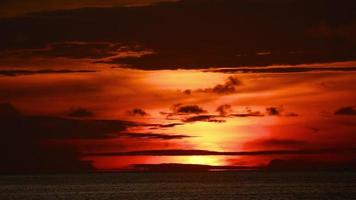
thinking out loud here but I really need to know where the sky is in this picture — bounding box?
[0,0,356,173]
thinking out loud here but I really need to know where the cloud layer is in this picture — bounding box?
[1,0,356,69]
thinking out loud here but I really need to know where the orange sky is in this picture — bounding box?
[1,0,356,173]
[1,61,356,170]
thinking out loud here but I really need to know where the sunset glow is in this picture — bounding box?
[1,0,356,173]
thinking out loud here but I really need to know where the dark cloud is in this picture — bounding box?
[0,69,97,77]
[68,108,94,118]
[170,105,295,120]
[165,105,296,122]
[285,112,299,117]
[1,0,356,69]
[0,42,154,61]
[1,114,133,140]
[265,107,299,117]
[163,104,270,123]
[183,115,225,123]
[266,107,282,116]
[161,104,210,122]
[0,103,21,117]
[231,112,264,117]
[198,76,242,94]
[206,67,356,74]
[86,148,356,157]
[182,89,192,95]
[158,123,184,128]
[183,76,242,95]
[247,138,309,149]
[41,42,118,59]
[307,127,321,133]
[0,0,178,18]
[0,143,94,174]
[172,104,207,115]
[216,104,233,116]
[335,106,356,115]
[132,122,184,130]
[121,132,191,140]
[231,107,265,118]
[127,108,149,116]
[0,103,135,173]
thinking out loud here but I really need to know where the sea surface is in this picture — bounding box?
[0,172,355,200]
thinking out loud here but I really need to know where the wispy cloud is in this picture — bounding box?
[0,69,97,76]
[68,108,94,118]
[335,106,356,115]
[120,132,191,140]
[85,148,356,157]
[206,67,356,74]
[196,76,242,94]
[1,1,356,69]
[127,108,150,117]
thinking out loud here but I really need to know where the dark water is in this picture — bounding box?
[0,172,355,200]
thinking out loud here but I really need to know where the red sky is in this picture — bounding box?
[0,0,356,173]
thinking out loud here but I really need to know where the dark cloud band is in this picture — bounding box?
[85,148,356,157]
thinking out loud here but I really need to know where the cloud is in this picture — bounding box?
[1,114,134,140]
[127,108,149,116]
[265,107,299,117]
[68,108,94,117]
[0,41,155,61]
[162,104,272,123]
[0,42,154,70]
[206,67,356,74]
[0,103,21,117]
[121,132,191,140]
[161,104,215,122]
[197,76,242,94]
[157,123,184,128]
[285,112,299,117]
[183,76,242,96]
[0,103,137,173]
[172,104,207,115]
[231,112,264,117]
[166,105,295,121]
[230,107,264,118]
[0,0,178,18]
[40,42,153,60]
[0,142,94,173]
[0,69,97,76]
[183,115,225,123]
[246,138,309,149]
[335,106,356,115]
[145,122,185,129]
[85,148,356,157]
[216,104,233,116]
[182,89,192,95]
[266,107,281,116]
[0,42,116,59]
[0,104,112,173]
[307,127,321,133]
[163,104,296,123]
[215,106,295,118]
[1,0,356,69]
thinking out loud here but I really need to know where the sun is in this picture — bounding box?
[183,156,224,166]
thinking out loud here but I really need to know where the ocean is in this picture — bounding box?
[0,172,355,200]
